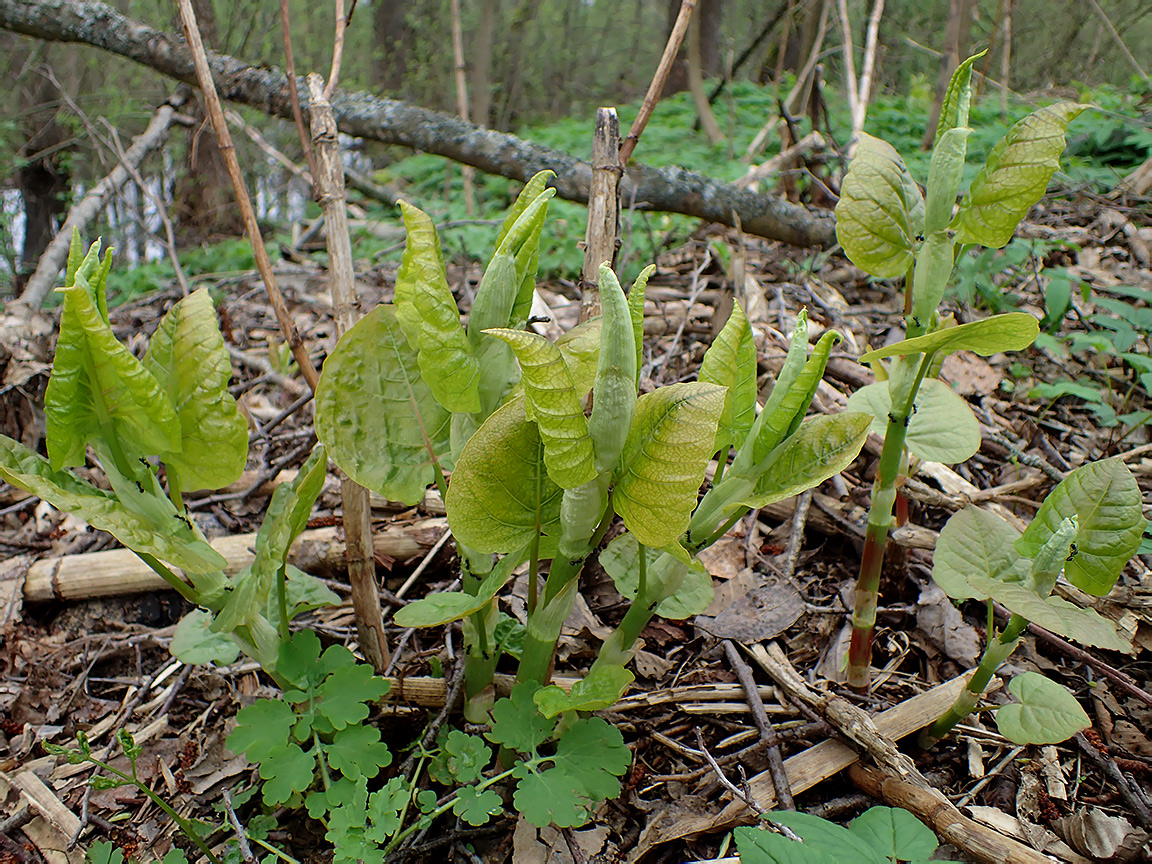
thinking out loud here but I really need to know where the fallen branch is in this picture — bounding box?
[0,0,835,249]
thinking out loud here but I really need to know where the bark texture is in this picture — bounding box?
[0,0,835,248]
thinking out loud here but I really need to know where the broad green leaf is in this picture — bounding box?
[1016,459,1143,595]
[932,507,1028,601]
[965,577,1128,651]
[629,264,654,383]
[846,379,980,464]
[0,435,225,574]
[487,681,556,754]
[480,178,556,336]
[849,806,940,862]
[858,313,1039,362]
[770,811,889,864]
[933,51,984,141]
[995,672,1090,745]
[483,328,595,489]
[699,300,757,455]
[45,277,181,470]
[736,412,871,511]
[549,715,631,800]
[735,826,836,864]
[613,383,725,548]
[393,201,480,413]
[953,102,1089,248]
[393,548,524,627]
[445,397,563,554]
[835,133,924,278]
[142,288,248,491]
[279,566,341,621]
[555,317,601,398]
[315,304,451,505]
[599,535,714,618]
[171,610,240,665]
[513,767,590,829]
[534,664,635,717]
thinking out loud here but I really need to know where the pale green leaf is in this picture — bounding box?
[924,128,972,235]
[0,435,225,573]
[394,201,480,413]
[555,317,601,398]
[932,506,1027,601]
[835,133,924,278]
[315,305,451,505]
[483,329,595,488]
[445,397,563,554]
[995,672,1090,745]
[858,313,1039,362]
[967,577,1128,651]
[699,300,757,455]
[629,265,654,383]
[933,52,984,141]
[534,664,634,717]
[393,548,524,627]
[589,264,637,476]
[846,379,979,463]
[45,279,180,470]
[599,535,714,618]
[909,232,958,324]
[142,288,248,491]
[1016,459,1142,596]
[171,610,240,665]
[613,383,725,548]
[953,103,1089,248]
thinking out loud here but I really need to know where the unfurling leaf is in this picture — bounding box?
[858,312,1039,362]
[699,300,757,455]
[995,672,1090,745]
[847,379,980,464]
[933,51,984,142]
[835,133,924,278]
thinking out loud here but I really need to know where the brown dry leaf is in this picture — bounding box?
[1110,720,1152,758]
[1056,809,1150,861]
[916,582,981,667]
[512,817,574,864]
[941,351,1000,397]
[696,534,746,581]
[695,572,803,642]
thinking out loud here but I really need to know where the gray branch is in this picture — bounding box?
[0,0,836,248]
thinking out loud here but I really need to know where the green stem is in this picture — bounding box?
[136,551,198,603]
[382,766,518,855]
[247,836,299,864]
[276,564,290,643]
[919,613,1029,748]
[845,353,934,689]
[692,506,749,553]
[516,555,585,686]
[168,469,185,515]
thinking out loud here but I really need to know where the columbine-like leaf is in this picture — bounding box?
[738,413,871,510]
[995,672,1090,745]
[1016,459,1143,596]
[549,716,632,800]
[445,397,563,554]
[953,102,1089,248]
[933,51,984,141]
[393,548,524,627]
[534,664,635,717]
[486,682,556,754]
[613,382,725,548]
[484,329,595,488]
[513,767,590,829]
[847,379,980,464]
[932,506,1028,601]
[393,201,480,413]
[836,133,924,278]
[0,435,225,573]
[699,300,757,455]
[315,304,451,505]
[45,271,181,470]
[858,312,1039,362]
[142,288,247,492]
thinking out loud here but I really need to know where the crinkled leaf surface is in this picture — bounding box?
[836,133,924,278]
[142,288,247,491]
[699,300,757,454]
[315,304,450,505]
[858,313,1039,362]
[849,806,941,862]
[393,201,480,413]
[933,51,983,141]
[847,379,979,464]
[996,672,1090,745]
[555,317,601,398]
[1016,459,1143,596]
[933,506,1028,600]
[46,279,180,469]
[0,435,225,573]
[737,413,871,510]
[446,397,563,553]
[629,265,654,383]
[613,382,725,548]
[484,328,595,488]
[953,102,1088,248]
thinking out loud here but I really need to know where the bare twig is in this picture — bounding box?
[853,0,886,143]
[580,106,622,321]
[1085,0,1149,83]
[177,0,319,391]
[323,0,347,99]
[448,0,475,214]
[693,727,770,817]
[222,789,257,864]
[779,488,812,582]
[619,0,697,166]
[722,640,795,809]
[278,0,316,181]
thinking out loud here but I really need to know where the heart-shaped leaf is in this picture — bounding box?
[858,313,1039,362]
[848,806,941,862]
[932,506,1028,601]
[847,379,979,464]
[995,672,1090,745]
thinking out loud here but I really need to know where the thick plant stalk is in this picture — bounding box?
[307,75,391,674]
[919,613,1027,749]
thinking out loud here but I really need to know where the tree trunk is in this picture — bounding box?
[471,0,497,128]
[495,0,542,130]
[373,0,412,94]
[922,0,973,150]
[663,0,722,96]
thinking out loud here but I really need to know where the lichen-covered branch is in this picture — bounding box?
[0,0,836,248]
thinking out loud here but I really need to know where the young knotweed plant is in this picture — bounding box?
[837,53,1090,688]
[920,458,1142,749]
[314,172,557,720]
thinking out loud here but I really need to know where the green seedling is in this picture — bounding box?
[920,458,1142,748]
[837,53,1088,687]
[736,805,957,864]
[86,841,187,864]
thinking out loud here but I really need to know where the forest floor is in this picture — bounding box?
[1,188,1151,864]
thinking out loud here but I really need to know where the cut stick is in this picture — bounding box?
[21,520,447,603]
